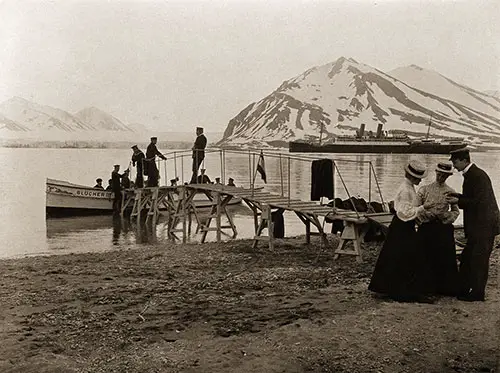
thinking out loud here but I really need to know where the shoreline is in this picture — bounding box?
[0,237,498,372]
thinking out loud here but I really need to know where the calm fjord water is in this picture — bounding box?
[1,147,499,259]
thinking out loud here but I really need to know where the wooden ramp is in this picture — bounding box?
[122,184,395,262]
[178,184,395,262]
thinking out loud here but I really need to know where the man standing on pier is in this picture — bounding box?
[131,145,145,188]
[190,127,207,184]
[111,164,123,215]
[145,137,166,187]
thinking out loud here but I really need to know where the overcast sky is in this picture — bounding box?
[1,0,498,133]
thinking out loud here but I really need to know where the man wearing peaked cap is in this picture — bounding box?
[449,146,470,160]
[131,145,145,188]
[416,161,459,296]
[111,164,124,214]
[190,127,207,184]
[446,147,500,301]
[146,137,166,187]
[94,178,104,189]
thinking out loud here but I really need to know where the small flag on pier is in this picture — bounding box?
[257,151,267,183]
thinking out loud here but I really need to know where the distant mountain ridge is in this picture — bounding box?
[0,97,141,134]
[218,57,500,147]
[75,107,133,132]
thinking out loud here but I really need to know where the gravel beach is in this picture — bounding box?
[0,236,498,373]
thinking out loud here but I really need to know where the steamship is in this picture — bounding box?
[289,122,467,154]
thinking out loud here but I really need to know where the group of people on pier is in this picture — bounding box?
[95,126,236,214]
[369,147,499,303]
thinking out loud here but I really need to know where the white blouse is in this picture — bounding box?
[393,178,425,222]
[416,181,460,225]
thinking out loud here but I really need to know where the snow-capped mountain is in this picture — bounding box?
[128,122,152,133]
[75,107,133,132]
[484,90,500,99]
[219,57,500,147]
[0,97,94,132]
[0,113,30,131]
[0,97,143,141]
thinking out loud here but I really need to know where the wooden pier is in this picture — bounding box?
[121,184,393,262]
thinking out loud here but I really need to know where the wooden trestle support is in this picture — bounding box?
[121,184,393,262]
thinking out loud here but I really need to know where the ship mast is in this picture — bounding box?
[425,114,432,140]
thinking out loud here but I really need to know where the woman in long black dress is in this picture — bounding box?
[416,162,460,296]
[368,158,432,302]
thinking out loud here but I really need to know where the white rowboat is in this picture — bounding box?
[46,178,242,217]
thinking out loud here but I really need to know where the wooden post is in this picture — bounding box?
[305,219,311,244]
[136,189,142,222]
[368,161,372,204]
[266,206,274,250]
[181,186,187,243]
[216,192,221,242]
[287,157,291,206]
[151,188,158,228]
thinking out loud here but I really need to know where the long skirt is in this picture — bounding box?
[368,215,426,300]
[418,221,459,296]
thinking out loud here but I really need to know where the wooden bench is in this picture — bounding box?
[325,211,393,262]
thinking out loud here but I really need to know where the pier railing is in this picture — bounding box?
[146,148,386,216]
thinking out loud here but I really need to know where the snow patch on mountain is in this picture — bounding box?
[484,90,500,99]
[0,113,30,131]
[389,65,500,118]
[75,107,133,131]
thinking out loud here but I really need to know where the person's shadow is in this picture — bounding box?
[112,215,122,245]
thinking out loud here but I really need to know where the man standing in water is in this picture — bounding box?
[190,127,207,184]
[446,147,500,301]
[145,137,166,187]
[131,145,145,188]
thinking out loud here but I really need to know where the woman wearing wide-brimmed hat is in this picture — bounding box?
[368,157,433,302]
[416,162,460,296]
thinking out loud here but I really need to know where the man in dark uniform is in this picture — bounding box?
[145,137,166,187]
[111,164,123,214]
[94,178,104,189]
[131,145,145,188]
[196,168,211,184]
[446,147,500,301]
[121,169,132,189]
[190,127,207,184]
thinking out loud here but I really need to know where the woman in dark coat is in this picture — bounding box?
[368,158,432,302]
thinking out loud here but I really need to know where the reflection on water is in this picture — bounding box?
[1,147,500,258]
[44,204,257,255]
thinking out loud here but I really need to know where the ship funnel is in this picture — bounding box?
[358,123,365,138]
[376,123,383,138]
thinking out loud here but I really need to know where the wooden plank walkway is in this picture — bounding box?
[122,183,396,262]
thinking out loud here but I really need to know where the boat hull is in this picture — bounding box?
[46,179,242,217]
[46,179,114,217]
[288,141,467,154]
